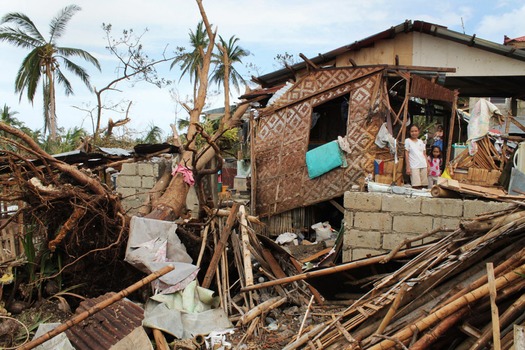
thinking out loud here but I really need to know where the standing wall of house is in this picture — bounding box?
[343,191,513,262]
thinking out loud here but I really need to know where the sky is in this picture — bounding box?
[1,0,525,141]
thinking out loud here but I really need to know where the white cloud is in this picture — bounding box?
[1,0,523,135]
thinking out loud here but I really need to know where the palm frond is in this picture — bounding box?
[54,68,74,96]
[0,12,45,43]
[0,27,44,48]
[49,5,81,42]
[57,56,93,92]
[56,46,100,70]
[15,48,42,102]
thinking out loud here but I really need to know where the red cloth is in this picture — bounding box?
[172,164,195,186]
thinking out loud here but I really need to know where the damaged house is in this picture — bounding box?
[244,20,525,236]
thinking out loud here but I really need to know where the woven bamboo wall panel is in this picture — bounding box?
[255,69,384,217]
[282,103,311,146]
[254,109,287,153]
[273,66,384,109]
[279,139,307,173]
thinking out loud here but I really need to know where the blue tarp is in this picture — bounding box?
[306,141,344,179]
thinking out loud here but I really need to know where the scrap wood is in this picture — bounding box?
[410,306,470,350]
[18,265,174,350]
[375,284,408,335]
[461,210,523,234]
[380,226,455,263]
[152,328,169,350]
[438,179,507,198]
[240,245,429,292]
[367,264,525,350]
[487,262,502,350]
[239,205,254,286]
[470,293,525,350]
[208,207,261,224]
[201,202,240,288]
[237,296,287,326]
[433,246,525,312]
[297,295,315,339]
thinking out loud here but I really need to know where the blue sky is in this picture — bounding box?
[1,0,525,139]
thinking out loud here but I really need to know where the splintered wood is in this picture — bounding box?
[272,205,525,349]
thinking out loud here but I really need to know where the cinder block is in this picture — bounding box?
[433,217,461,230]
[392,215,433,234]
[116,175,142,188]
[421,198,463,217]
[382,233,421,250]
[117,187,137,198]
[345,229,381,249]
[138,163,155,177]
[382,195,421,213]
[463,200,513,219]
[354,212,392,231]
[120,163,137,175]
[142,176,157,189]
[352,248,385,260]
[344,192,382,211]
[344,211,354,228]
[342,249,352,263]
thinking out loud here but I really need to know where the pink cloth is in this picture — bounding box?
[427,156,442,177]
[172,164,195,186]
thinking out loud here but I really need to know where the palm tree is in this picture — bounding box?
[170,21,209,97]
[1,104,22,127]
[210,35,249,94]
[0,5,100,141]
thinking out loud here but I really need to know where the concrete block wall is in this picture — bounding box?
[116,158,169,215]
[343,191,513,262]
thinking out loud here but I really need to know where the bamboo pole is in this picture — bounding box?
[375,284,408,335]
[153,328,169,350]
[19,265,175,350]
[297,295,315,340]
[239,206,254,287]
[470,293,525,350]
[368,264,525,350]
[445,90,459,166]
[241,245,428,292]
[202,202,240,288]
[433,247,525,312]
[487,262,502,350]
[380,227,454,263]
[237,296,287,326]
[410,307,469,350]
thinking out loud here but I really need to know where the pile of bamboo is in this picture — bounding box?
[449,136,502,186]
[278,204,525,349]
[197,203,319,345]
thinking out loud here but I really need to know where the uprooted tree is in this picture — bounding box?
[145,0,251,221]
[0,0,251,302]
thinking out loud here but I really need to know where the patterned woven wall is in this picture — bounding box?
[254,67,385,217]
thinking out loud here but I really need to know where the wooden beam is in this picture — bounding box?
[299,53,320,70]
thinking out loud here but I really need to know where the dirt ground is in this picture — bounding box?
[0,297,344,349]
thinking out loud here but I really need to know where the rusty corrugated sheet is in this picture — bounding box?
[65,292,144,350]
[410,74,455,102]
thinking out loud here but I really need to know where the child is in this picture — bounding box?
[433,124,444,150]
[405,125,430,189]
[427,145,442,188]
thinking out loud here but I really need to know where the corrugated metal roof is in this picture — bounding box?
[65,293,145,350]
[254,20,525,98]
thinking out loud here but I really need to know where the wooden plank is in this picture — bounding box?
[487,263,501,350]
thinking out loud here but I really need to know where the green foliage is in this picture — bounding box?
[0,5,100,138]
[211,35,250,94]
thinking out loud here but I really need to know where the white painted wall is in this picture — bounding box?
[412,32,525,76]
